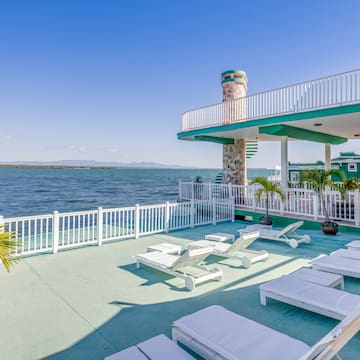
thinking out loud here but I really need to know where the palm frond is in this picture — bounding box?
[0,226,21,272]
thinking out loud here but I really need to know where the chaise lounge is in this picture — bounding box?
[134,247,223,291]
[311,254,360,279]
[187,231,268,268]
[172,305,360,360]
[238,221,311,248]
[259,275,360,320]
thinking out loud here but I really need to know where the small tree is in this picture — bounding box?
[301,169,345,223]
[0,225,21,272]
[250,177,285,224]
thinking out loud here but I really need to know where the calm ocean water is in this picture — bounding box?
[0,168,270,218]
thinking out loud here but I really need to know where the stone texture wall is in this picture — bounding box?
[222,82,246,101]
[223,139,247,185]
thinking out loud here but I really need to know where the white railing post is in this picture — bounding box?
[252,184,257,210]
[212,198,217,225]
[97,207,103,245]
[231,196,235,222]
[190,200,195,228]
[165,201,170,232]
[354,190,360,226]
[135,204,140,239]
[52,211,59,254]
[313,194,319,220]
[0,215,4,230]
[208,182,212,200]
[191,181,194,200]
[178,181,182,201]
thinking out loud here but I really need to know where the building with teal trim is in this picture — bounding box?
[178,68,360,188]
[289,152,360,184]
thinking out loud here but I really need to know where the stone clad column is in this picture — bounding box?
[221,70,248,185]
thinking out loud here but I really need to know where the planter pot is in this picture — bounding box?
[321,221,339,235]
[259,216,272,226]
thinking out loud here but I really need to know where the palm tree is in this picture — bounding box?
[0,225,21,272]
[300,169,345,223]
[250,177,285,224]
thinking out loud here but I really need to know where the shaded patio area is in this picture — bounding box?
[1,220,360,359]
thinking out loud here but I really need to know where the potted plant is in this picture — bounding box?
[301,169,345,235]
[0,225,21,272]
[250,177,285,225]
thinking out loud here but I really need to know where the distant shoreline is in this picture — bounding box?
[0,164,119,169]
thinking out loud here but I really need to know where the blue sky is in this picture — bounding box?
[0,0,360,168]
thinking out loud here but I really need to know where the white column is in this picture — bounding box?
[280,136,288,190]
[325,144,331,170]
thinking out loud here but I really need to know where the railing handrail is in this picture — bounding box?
[182,68,360,117]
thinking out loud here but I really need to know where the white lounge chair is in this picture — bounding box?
[105,334,194,359]
[259,275,360,320]
[311,254,360,279]
[172,305,360,360]
[238,221,311,248]
[188,231,268,268]
[134,247,222,291]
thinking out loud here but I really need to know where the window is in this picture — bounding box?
[348,163,357,172]
[290,171,300,182]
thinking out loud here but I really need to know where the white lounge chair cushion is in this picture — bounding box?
[188,240,231,253]
[137,334,194,359]
[311,255,360,277]
[173,305,310,360]
[105,346,147,359]
[136,251,179,269]
[346,240,360,250]
[260,276,360,318]
[106,334,194,360]
[331,248,360,260]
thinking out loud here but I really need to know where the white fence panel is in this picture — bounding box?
[102,207,136,241]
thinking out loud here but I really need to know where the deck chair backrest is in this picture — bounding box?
[277,221,304,238]
[226,231,259,253]
[171,247,212,270]
[299,310,360,360]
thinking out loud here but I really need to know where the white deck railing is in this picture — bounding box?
[179,181,360,226]
[182,68,360,131]
[1,199,234,257]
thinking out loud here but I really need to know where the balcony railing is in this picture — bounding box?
[179,181,360,225]
[182,68,360,131]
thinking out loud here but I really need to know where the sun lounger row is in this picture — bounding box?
[107,305,360,359]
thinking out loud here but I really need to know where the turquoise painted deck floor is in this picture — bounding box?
[1,221,360,359]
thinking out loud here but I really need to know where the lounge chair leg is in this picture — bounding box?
[289,239,298,248]
[136,261,140,269]
[260,291,267,306]
[241,257,252,269]
[185,277,196,291]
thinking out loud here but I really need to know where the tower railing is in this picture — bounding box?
[182,68,360,131]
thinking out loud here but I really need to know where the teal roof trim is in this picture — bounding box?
[194,135,234,144]
[259,124,347,144]
[178,103,360,140]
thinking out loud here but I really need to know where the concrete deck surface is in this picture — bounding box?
[1,220,360,359]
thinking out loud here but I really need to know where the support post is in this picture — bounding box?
[165,201,170,232]
[135,204,140,239]
[191,181,194,200]
[178,181,182,201]
[97,207,103,245]
[280,136,288,190]
[208,182,212,200]
[325,144,331,171]
[52,211,59,254]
